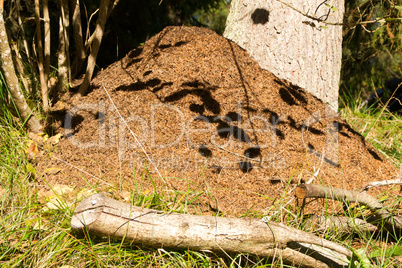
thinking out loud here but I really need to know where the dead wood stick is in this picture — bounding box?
[363,178,402,191]
[304,215,378,233]
[295,184,402,229]
[71,193,351,268]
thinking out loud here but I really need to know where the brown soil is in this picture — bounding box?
[37,26,399,216]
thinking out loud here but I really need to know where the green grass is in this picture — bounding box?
[3,82,402,267]
[340,89,402,166]
[0,99,282,267]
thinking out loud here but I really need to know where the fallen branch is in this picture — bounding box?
[71,193,351,268]
[363,178,402,191]
[295,184,402,230]
[304,215,378,233]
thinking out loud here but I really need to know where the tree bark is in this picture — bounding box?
[0,1,42,133]
[71,193,352,268]
[304,215,378,233]
[77,0,109,96]
[295,184,402,230]
[224,0,344,111]
[57,0,70,91]
[34,0,49,111]
[43,0,50,83]
[70,0,86,78]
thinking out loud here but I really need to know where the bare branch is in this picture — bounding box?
[72,193,352,267]
[295,184,402,230]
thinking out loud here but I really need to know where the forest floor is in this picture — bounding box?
[35,26,400,217]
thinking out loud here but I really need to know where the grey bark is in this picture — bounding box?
[295,184,402,230]
[71,193,352,268]
[304,215,378,233]
[0,4,42,133]
[224,0,344,111]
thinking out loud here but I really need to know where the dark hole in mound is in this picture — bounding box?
[94,112,102,120]
[308,143,315,150]
[239,161,253,173]
[279,87,296,106]
[125,58,142,68]
[127,47,143,58]
[145,78,161,87]
[288,116,300,130]
[199,145,212,157]
[182,80,205,88]
[116,82,146,92]
[276,129,285,140]
[226,111,242,121]
[308,127,325,135]
[245,147,261,158]
[152,82,173,93]
[288,87,307,104]
[158,44,171,49]
[164,88,221,115]
[232,126,250,142]
[158,40,189,50]
[174,40,187,47]
[190,103,205,114]
[269,112,280,123]
[65,114,84,136]
[368,148,383,161]
[217,121,231,138]
[245,106,257,112]
[143,70,152,76]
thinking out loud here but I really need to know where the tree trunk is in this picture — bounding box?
[43,0,50,83]
[34,0,49,111]
[70,0,86,78]
[71,193,351,268]
[0,1,42,133]
[77,0,109,96]
[57,0,70,91]
[224,0,344,111]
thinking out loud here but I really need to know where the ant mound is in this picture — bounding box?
[42,26,398,215]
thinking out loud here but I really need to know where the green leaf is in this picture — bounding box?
[26,163,36,175]
[325,3,337,12]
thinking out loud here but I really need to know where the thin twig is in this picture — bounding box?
[102,83,167,185]
[275,0,343,26]
[53,156,113,186]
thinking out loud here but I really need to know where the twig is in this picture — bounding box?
[295,184,402,230]
[53,156,113,186]
[102,83,167,186]
[212,143,285,165]
[363,178,402,191]
[304,215,378,233]
[274,0,343,26]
